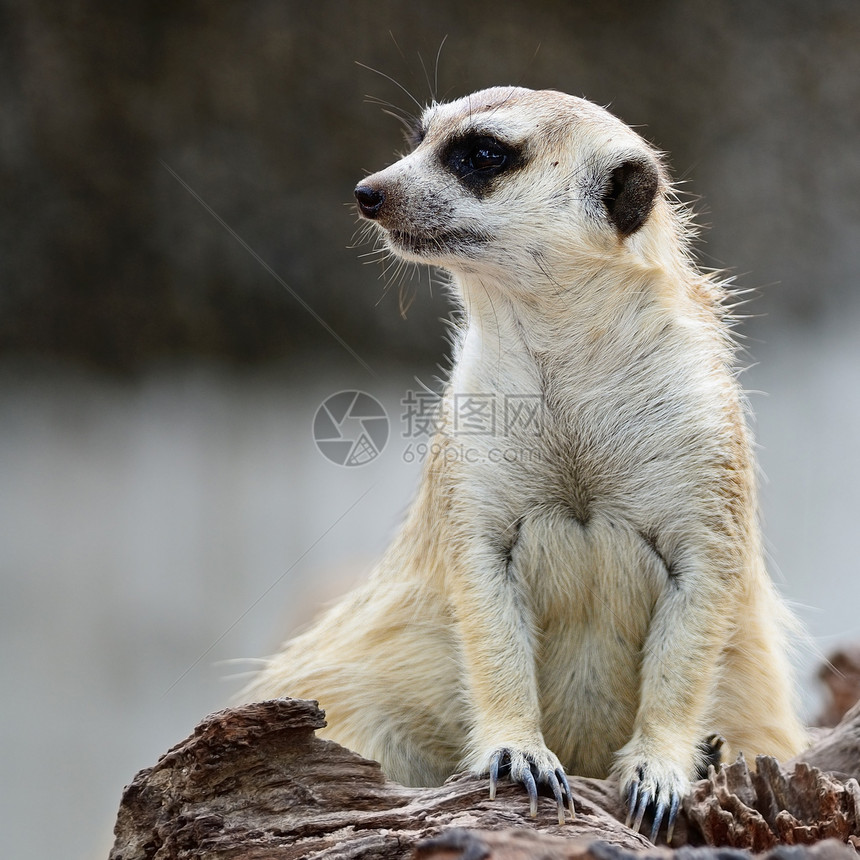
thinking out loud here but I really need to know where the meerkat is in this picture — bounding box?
[241,87,807,840]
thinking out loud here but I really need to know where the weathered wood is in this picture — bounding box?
[684,754,860,851]
[797,699,860,779]
[412,829,858,860]
[109,699,650,860]
[681,691,860,852]
[109,695,860,860]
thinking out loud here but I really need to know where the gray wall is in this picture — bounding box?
[2,3,860,859]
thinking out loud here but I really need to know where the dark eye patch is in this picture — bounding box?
[442,133,524,195]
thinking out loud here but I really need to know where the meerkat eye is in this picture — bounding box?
[466,140,508,172]
[444,134,521,193]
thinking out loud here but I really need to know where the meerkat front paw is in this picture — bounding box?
[618,757,688,843]
[477,743,575,825]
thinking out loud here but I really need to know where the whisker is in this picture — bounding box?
[356,60,423,112]
[433,36,448,103]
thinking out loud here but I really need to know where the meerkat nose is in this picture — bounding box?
[355,185,385,219]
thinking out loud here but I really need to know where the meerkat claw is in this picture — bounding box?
[485,748,572,821]
[488,750,501,800]
[666,791,681,842]
[625,777,640,827]
[631,786,651,832]
[649,799,667,843]
[523,766,539,816]
[546,769,566,824]
[648,789,682,843]
[557,767,576,817]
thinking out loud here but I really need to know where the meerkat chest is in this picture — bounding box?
[449,306,736,511]
[448,333,701,516]
[442,315,735,619]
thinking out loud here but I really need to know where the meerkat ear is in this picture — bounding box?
[602,157,660,237]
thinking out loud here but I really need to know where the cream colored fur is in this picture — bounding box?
[241,87,807,815]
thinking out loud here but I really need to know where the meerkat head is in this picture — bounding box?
[355,87,670,288]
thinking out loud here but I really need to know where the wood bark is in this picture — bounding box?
[109,692,860,860]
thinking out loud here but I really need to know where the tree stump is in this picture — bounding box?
[109,693,860,859]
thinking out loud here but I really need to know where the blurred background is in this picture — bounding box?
[2,2,860,857]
